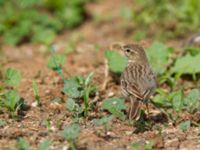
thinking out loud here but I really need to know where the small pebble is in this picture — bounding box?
[31,101,38,107]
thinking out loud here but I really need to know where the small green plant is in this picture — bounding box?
[15,137,52,150]
[0,90,22,118]
[102,97,127,120]
[185,47,200,56]
[132,141,142,149]
[92,115,113,135]
[183,89,200,113]
[32,80,41,106]
[15,137,30,150]
[170,53,200,80]
[38,139,52,150]
[48,52,66,72]
[65,98,83,119]
[49,47,97,118]
[179,120,191,132]
[144,141,155,150]
[42,119,53,132]
[153,89,200,113]
[132,140,154,150]
[0,119,6,127]
[60,123,80,150]
[93,115,114,126]
[51,97,62,103]
[0,68,23,118]
[64,72,96,117]
[4,68,21,87]
[152,88,200,122]
[48,47,66,82]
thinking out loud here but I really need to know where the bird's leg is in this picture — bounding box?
[129,97,134,120]
[146,103,149,114]
[128,97,141,120]
[144,99,149,115]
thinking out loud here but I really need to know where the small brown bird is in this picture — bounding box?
[113,43,156,120]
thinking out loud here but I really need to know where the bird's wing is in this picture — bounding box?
[127,83,152,100]
[121,64,156,100]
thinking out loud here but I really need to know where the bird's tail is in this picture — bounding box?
[128,97,141,120]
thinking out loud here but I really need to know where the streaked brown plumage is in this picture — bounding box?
[113,43,156,120]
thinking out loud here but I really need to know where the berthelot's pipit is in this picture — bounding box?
[113,43,156,120]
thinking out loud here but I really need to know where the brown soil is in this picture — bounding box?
[0,0,200,150]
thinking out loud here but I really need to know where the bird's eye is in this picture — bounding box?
[125,48,131,53]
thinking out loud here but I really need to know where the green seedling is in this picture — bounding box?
[48,50,66,72]
[81,72,96,116]
[16,137,30,150]
[92,115,113,135]
[144,141,154,150]
[4,68,21,87]
[102,97,126,120]
[152,88,200,122]
[42,119,53,132]
[66,98,83,120]
[170,53,200,80]
[64,72,96,117]
[60,123,80,150]
[49,47,97,118]
[0,119,6,127]
[0,90,23,118]
[152,89,200,113]
[51,97,62,103]
[38,139,52,150]
[32,80,41,106]
[132,141,142,149]
[179,120,191,132]
[0,68,23,118]
[151,89,173,108]
[172,90,183,113]
[48,47,66,81]
[0,68,22,118]
[185,47,200,56]
[15,137,52,150]
[183,89,200,113]
[158,73,176,89]
[132,140,154,150]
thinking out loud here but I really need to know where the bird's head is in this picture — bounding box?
[112,43,147,63]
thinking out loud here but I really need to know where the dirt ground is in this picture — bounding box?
[0,0,200,150]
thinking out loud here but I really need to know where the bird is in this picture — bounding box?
[112,43,157,120]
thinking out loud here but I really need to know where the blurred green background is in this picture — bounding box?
[0,0,200,45]
[0,0,88,45]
